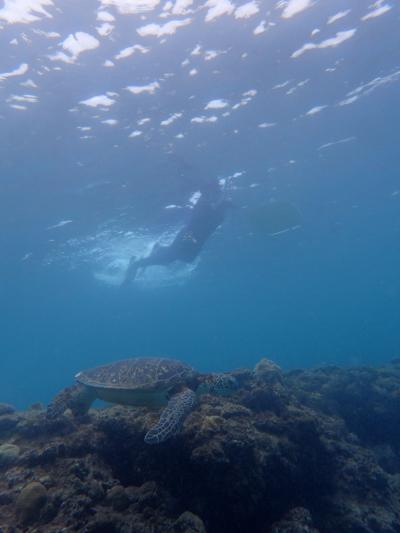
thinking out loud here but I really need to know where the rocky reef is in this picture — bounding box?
[1,359,400,532]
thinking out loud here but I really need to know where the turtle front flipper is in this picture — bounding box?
[144,388,196,445]
[46,384,96,419]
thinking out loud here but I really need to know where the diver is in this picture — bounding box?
[123,180,232,285]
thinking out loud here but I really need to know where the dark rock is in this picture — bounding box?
[0,491,14,505]
[86,479,105,502]
[69,459,90,480]
[270,507,319,532]
[40,498,59,523]
[221,403,252,418]
[28,402,45,411]
[38,475,54,488]
[0,443,20,467]
[254,358,283,385]
[84,514,118,533]
[0,527,17,533]
[16,481,47,524]
[16,411,51,438]
[242,385,287,414]
[20,442,66,467]
[105,484,129,511]
[173,511,207,533]
[230,367,253,387]
[0,404,15,416]
[4,466,32,487]
[135,481,162,509]
[372,444,400,474]
[0,414,19,434]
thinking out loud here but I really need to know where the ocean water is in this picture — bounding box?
[0,0,399,409]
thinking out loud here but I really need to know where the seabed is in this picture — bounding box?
[1,358,400,532]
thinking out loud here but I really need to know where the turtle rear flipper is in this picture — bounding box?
[144,388,196,444]
[46,384,96,419]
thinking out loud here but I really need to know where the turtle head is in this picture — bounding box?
[197,374,238,397]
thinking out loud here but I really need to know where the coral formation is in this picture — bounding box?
[1,359,400,532]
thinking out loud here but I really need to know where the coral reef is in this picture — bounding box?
[1,360,400,532]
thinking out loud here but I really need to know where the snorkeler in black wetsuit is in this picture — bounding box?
[123,182,231,284]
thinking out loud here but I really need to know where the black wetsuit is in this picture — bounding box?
[124,194,230,283]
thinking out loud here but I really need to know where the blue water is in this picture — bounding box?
[1,0,399,408]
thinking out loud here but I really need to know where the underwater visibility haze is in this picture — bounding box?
[1,0,400,410]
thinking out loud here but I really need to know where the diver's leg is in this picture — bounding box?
[122,243,173,286]
[147,242,171,264]
[122,256,141,286]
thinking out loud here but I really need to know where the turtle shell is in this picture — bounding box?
[75,357,194,391]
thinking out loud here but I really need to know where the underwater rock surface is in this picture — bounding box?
[1,359,400,532]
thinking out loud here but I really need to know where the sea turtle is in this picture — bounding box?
[46,357,237,444]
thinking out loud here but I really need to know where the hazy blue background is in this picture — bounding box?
[0,0,399,407]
